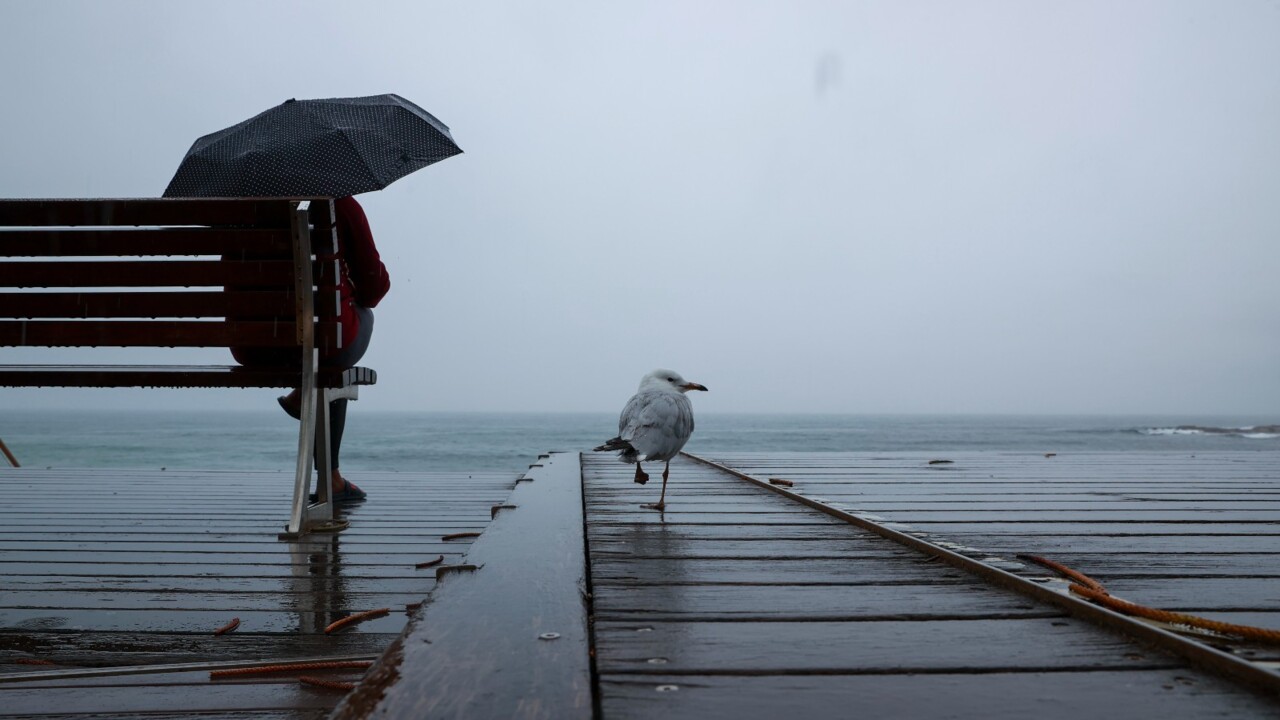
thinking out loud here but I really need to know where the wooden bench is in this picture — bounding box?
[0,197,376,538]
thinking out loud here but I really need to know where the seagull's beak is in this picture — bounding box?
[682,382,709,392]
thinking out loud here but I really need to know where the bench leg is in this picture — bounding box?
[280,385,359,540]
[282,384,319,538]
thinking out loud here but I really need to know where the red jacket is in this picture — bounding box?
[229,196,389,366]
[333,196,390,349]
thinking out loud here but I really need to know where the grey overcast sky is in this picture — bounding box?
[2,0,1278,414]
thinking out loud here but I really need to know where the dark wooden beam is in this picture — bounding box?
[330,453,593,720]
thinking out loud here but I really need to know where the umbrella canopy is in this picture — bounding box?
[163,94,461,198]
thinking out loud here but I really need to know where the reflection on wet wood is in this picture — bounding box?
[0,467,514,718]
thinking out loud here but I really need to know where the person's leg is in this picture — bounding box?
[280,307,375,419]
[317,307,373,497]
[310,398,365,499]
[327,398,347,491]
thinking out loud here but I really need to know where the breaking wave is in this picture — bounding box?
[1139,425,1280,440]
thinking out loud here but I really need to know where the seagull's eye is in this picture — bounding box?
[666,377,675,382]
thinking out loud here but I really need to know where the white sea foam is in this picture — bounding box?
[1140,427,1203,436]
[1141,424,1280,439]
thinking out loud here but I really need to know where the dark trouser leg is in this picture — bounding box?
[314,398,347,471]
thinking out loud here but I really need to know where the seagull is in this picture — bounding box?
[593,369,709,511]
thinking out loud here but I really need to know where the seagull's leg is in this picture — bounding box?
[652,460,670,511]
[634,462,649,485]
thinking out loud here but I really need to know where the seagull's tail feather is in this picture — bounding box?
[594,437,640,464]
[593,437,632,453]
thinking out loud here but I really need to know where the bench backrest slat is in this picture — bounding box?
[0,228,295,257]
[0,259,339,288]
[0,290,340,319]
[0,198,341,355]
[0,320,341,348]
[0,198,296,227]
[0,260,287,288]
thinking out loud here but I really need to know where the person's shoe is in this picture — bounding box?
[277,394,301,420]
[334,480,367,502]
[310,479,367,504]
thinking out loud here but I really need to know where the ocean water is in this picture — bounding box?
[2,411,1277,474]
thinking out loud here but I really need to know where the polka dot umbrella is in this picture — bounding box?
[162,94,462,198]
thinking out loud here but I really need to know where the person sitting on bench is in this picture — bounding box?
[233,195,390,502]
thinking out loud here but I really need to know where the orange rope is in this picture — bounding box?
[1021,553,1280,645]
[298,675,357,691]
[0,438,18,468]
[14,658,56,666]
[1069,584,1280,645]
[210,660,372,679]
[1017,554,1108,593]
[325,608,390,635]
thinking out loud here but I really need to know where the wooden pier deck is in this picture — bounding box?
[583,451,1280,719]
[0,467,515,718]
[4,451,1280,718]
[709,452,1280,636]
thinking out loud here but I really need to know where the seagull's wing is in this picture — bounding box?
[619,390,695,462]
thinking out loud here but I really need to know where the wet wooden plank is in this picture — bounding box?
[592,582,1049,620]
[0,666,367,689]
[598,670,1280,720]
[588,524,876,542]
[0,465,515,717]
[589,498,1280,510]
[887,522,1280,535]
[0,682,337,717]
[828,510,1280,522]
[0,576,440,595]
[590,556,974,584]
[333,453,592,720]
[594,618,1168,673]
[0,607,411,635]
[0,590,431,612]
[0,631,393,669]
[584,452,1280,717]
[905,533,1280,555]
[588,536,920,560]
[999,552,1280,577]
[6,707,325,712]
[711,451,1280,694]
[0,560,466,577]
[0,552,476,572]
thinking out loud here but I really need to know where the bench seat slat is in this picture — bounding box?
[0,320,340,347]
[0,364,375,389]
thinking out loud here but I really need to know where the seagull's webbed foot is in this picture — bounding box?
[634,464,649,485]
[642,501,666,512]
